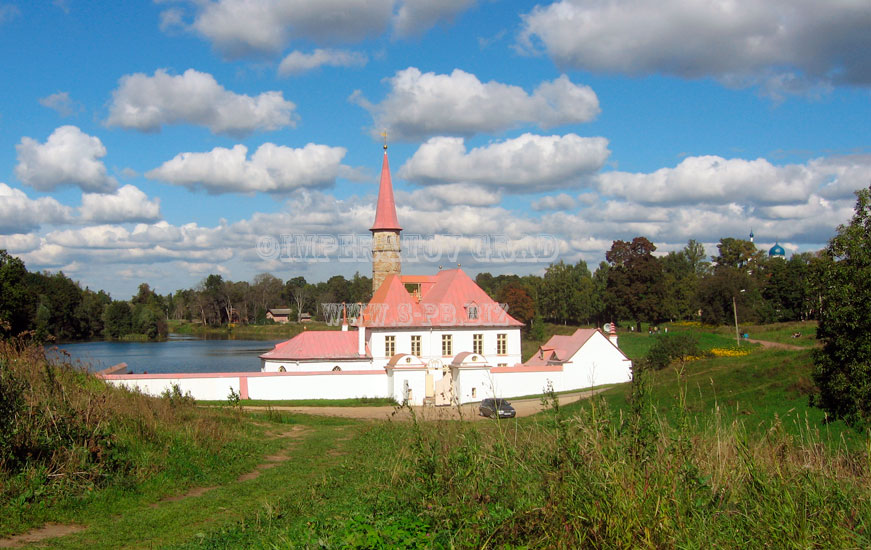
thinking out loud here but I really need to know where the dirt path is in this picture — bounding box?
[746,338,806,351]
[0,524,86,548]
[241,388,608,421]
[0,424,315,548]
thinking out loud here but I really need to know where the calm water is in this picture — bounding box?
[50,335,284,374]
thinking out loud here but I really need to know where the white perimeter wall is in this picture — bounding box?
[104,371,390,402]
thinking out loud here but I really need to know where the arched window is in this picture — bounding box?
[332,366,342,372]
[278,366,286,372]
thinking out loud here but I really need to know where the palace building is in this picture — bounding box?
[101,145,632,405]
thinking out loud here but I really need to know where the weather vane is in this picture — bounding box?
[381,129,388,151]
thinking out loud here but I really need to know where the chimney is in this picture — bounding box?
[341,302,348,332]
[609,322,618,347]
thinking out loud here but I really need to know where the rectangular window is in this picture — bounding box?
[411,335,421,356]
[497,363,507,368]
[442,334,453,356]
[497,333,507,355]
[385,335,395,357]
[473,333,483,355]
[467,304,478,320]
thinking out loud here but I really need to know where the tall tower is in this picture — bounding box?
[371,143,401,293]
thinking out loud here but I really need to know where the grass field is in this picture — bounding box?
[3,323,870,548]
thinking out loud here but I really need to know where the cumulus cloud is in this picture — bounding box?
[354,68,599,141]
[518,0,871,96]
[397,183,502,211]
[79,185,162,223]
[0,183,73,234]
[532,193,576,211]
[278,48,367,76]
[598,154,871,206]
[399,133,610,191]
[186,0,394,58]
[15,126,118,193]
[393,0,476,38]
[146,142,347,194]
[105,68,297,136]
[38,91,80,117]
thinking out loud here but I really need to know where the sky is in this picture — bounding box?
[1,0,869,299]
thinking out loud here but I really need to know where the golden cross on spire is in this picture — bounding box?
[381,129,388,151]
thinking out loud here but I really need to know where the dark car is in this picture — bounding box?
[479,398,516,419]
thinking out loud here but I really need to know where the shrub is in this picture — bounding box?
[644,332,701,370]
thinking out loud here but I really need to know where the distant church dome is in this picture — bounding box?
[769,242,786,258]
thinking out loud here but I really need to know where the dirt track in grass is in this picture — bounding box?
[240,388,609,421]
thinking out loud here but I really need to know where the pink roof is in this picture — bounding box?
[260,331,367,360]
[370,151,401,232]
[363,268,523,328]
[524,328,599,366]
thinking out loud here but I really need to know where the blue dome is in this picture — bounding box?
[769,243,786,257]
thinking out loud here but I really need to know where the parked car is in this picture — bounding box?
[479,398,516,419]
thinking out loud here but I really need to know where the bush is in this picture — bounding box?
[644,332,701,370]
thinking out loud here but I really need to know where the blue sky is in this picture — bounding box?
[1,0,869,298]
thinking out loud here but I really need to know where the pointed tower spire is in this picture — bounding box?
[370,140,401,232]
[370,137,402,293]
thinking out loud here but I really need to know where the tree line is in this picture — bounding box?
[0,236,829,341]
[476,236,828,333]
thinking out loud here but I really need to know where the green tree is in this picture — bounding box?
[103,301,133,339]
[605,237,665,331]
[0,251,34,336]
[812,186,871,427]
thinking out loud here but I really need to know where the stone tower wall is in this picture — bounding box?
[372,230,401,292]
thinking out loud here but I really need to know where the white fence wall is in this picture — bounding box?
[102,370,390,402]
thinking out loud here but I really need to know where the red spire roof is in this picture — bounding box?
[370,151,401,232]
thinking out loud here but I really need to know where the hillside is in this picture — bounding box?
[2,324,869,548]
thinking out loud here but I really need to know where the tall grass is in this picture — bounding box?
[0,337,262,536]
[321,392,871,548]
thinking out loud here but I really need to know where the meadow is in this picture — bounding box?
[2,322,869,548]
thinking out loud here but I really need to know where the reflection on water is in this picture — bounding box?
[48,334,284,374]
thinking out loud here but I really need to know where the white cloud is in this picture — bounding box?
[0,183,73,234]
[519,0,871,95]
[532,193,576,211]
[80,184,162,223]
[15,126,118,193]
[354,68,599,141]
[146,142,347,194]
[399,133,610,191]
[38,91,79,117]
[278,48,367,76]
[393,0,476,38]
[598,154,871,206]
[105,68,297,136]
[397,183,502,211]
[187,0,394,58]
[0,233,41,254]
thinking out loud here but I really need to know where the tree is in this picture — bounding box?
[498,283,534,327]
[605,237,665,330]
[103,301,133,339]
[540,260,594,324]
[812,186,871,427]
[0,251,34,336]
[713,238,763,272]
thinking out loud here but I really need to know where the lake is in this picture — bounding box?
[50,335,285,374]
